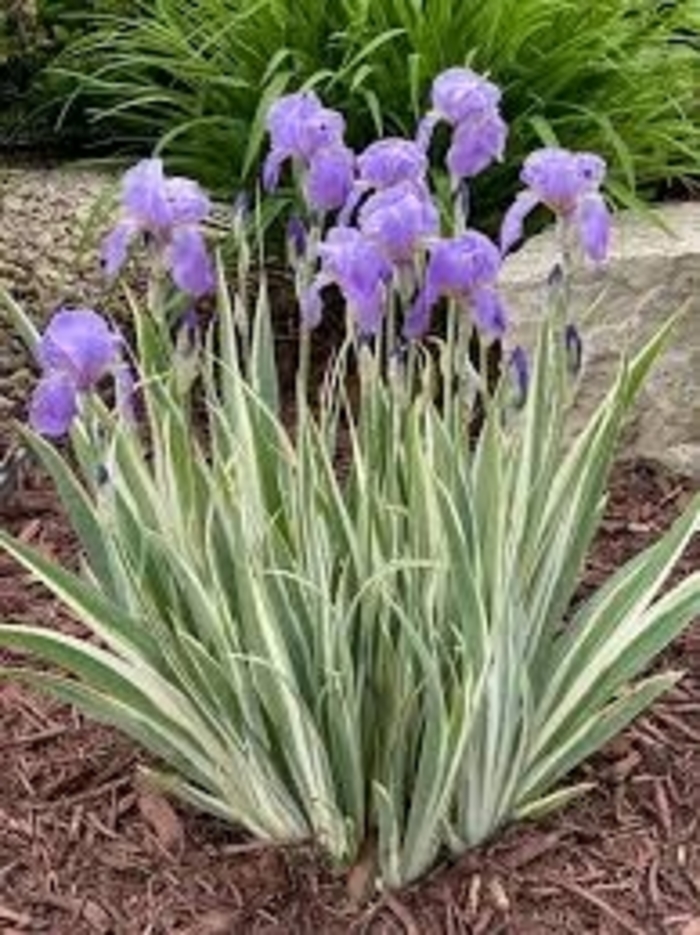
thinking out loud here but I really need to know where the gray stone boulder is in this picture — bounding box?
[501,202,700,478]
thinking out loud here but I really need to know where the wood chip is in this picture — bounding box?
[82,898,112,933]
[487,876,510,913]
[0,903,32,927]
[186,909,238,934]
[384,892,421,935]
[137,789,184,855]
[554,877,647,935]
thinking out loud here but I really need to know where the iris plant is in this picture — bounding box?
[7,65,696,902]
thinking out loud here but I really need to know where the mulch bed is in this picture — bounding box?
[1,455,700,933]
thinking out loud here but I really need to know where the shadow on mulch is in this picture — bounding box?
[1,453,700,933]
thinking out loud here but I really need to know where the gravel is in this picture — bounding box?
[0,162,118,439]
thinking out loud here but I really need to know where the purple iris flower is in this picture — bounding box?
[358,182,439,264]
[102,158,214,297]
[263,91,346,192]
[500,147,610,262]
[305,227,392,335]
[339,137,430,224]
[404,232,508,339]
[429,67,502,126]
[417,67,507,181]
[357,138,428,190]
[304,144,355,213]
[29,309,129,437]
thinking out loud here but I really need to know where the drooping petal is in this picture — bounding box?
[167,226,215,297]
[402,288,433,340]
[446,109,507,180]
[416,113,439,153]
[347,280,387,336]
[500,190,540,255]
[101,218,138,277]
[304,145,355,213]
[29,371,79,437]
[576,192,610,263]
[121,158,172,229]
[38,309,119,390]
[470,285,508,337]
[262,149,286,192]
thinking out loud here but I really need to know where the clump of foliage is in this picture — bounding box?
[0,0,135,153]
[1,70,700,892]
[49,0,700,218]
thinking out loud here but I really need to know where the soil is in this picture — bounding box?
[1,454,700,934]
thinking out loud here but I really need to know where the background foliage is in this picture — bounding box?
[0,0,135,153]
[36,0,700,219]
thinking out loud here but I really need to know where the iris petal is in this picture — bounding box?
[500,190,540,255]
[471,286,508,337]
[168,227,215,297]
[576,192,610,263]
[402,288,433,340]
[101,219,138,277]
[262,149,285,192]
[447,110,507,180]
[29,372,79,437]
[348,282,386,336]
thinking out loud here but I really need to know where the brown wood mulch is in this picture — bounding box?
[1,457,700,934]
